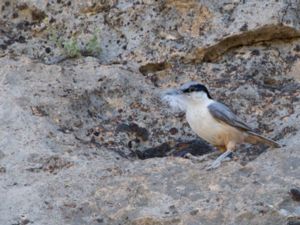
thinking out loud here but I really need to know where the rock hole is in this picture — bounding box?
[139,61,170,76]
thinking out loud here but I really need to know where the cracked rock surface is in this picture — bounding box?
[1,1,300,225]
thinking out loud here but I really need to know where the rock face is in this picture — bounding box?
[0,1,300,225]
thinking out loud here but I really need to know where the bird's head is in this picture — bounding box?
[162,81,212,112]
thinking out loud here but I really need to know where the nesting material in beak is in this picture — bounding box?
[161,89,187,112]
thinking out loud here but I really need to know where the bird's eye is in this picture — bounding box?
[189,87,195,92]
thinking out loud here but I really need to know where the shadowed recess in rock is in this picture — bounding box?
[139,61,171,76]
[131,139,214,160]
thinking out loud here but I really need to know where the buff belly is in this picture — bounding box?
[186,105,246,149]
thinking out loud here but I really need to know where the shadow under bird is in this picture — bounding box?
[162,81,280,169]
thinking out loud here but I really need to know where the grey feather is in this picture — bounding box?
[208,102,253,131]
[208,102,280,148]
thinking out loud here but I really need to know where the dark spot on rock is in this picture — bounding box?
[287,220,300,225]
[263,77,277,85]
[190,209,199,215]
[290,188,300,201]
[286,55,297,63]
[12,12,19,18]
[294,45,300,52]
[240,23,248,31]
[30,106,48,117]
[96,218,104,223]
[17,36,26,43]
[251,49,260,56]
[148,74,159,87]
[32,9,46,22]
[16,21,30,30]
[57,0,62,3]
[93,131,100,136]
[122,45,127,50]
[45,47,51,53]
[169,127,178,135]
[0,166,6,173]
[273,126,297,140]
[5,1,10,6]
[116,124,129,133]
[116,123,149,141]
[130,124,149,141]
[67,1,71,6]
[128,141,132,148]
[137,143,171,159]
[57,126,74,134]
[73,120,82,128]
[46,17,54,24]
[0,44,7,50]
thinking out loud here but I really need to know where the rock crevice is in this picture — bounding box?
[186,25,300,63]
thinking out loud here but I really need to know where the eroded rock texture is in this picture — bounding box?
[0,1,300,225]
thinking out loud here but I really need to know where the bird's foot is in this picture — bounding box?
[184,153,208,163]
[206,150,233,170]
[184,151,220,163]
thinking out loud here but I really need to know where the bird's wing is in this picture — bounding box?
[208,102,253,132]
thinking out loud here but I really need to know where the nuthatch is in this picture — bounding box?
[162,81,280,169]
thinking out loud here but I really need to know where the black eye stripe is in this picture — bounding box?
[182,84,212,99]
[183,88,192,93]
[183,85,200,93]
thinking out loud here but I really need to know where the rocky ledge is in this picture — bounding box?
[0,1,300,225]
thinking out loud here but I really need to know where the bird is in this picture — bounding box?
[162,81,280,169]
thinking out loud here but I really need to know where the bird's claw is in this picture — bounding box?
[206,150,233,170]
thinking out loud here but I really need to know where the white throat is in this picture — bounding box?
[185,92,213,111]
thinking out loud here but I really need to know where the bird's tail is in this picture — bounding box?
[246,131,280,148]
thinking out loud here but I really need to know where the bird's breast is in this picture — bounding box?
[186,105,230,146]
